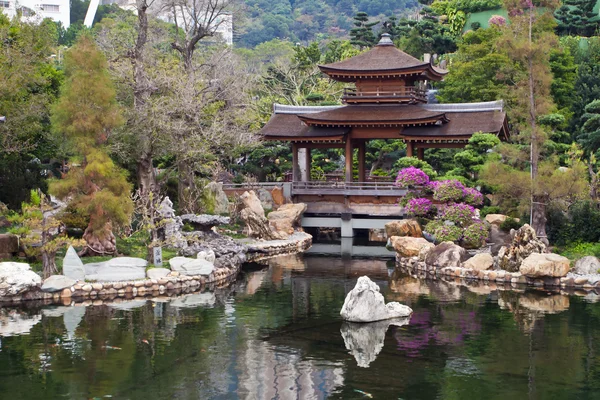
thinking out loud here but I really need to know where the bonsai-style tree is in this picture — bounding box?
[50,35,133,256]
[9,190,83,278]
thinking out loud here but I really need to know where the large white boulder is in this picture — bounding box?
[42,275,76,292]
[85,257,148,282]
[146,268,170,280]
[62,245,85,281]
[340,276,412,323]
[0,262,41,297]
[572,256,600,275]
[463,253,494,271]
[389,236,433,258]
[169,256,214,276]
[520,253,570,278]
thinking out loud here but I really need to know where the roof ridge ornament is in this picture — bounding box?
[377,33,394,46]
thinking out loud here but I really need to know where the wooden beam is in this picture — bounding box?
[358,141,366,183]
[345,137,353,183]
[299,143,345,149]
[292,142,300,182]
[417,147,424,160]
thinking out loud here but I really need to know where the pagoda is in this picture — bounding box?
[260,34,509,183]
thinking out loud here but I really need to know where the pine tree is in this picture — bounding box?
[50,35,133,256]
[350,12,379,49]
[555,0,600,36]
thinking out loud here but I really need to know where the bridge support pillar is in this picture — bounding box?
[341,213,354,238]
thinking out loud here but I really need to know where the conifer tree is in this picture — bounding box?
[50,35,133,256]
[350,12,379,49]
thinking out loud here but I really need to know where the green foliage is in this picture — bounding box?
[350,12,379,48]
[434,224,463,242]
[395,8,458,58]
[547,200,600,245]
[431,0,502,14]
[556,241,600,261]
[462,221,489,248]
[579,99,600,153]
[499,217,522,232]
[480,205,501,217]
[554,0,600,37]
[393,157,438,178]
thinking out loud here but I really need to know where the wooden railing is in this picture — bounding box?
[292,181,407,197]
[343,87,427,104]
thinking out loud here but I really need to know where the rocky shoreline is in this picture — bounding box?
[0,231,313,305]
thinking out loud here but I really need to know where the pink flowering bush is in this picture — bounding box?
[432,180,466,203]
[395,167,430,187]
[434,225,463,243]
[489,15,506,26]
[461,221,489,249]
[405,198,433,217]
[463,187,483,206]
[438,203,476,227]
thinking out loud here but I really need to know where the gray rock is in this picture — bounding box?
[146,268,170,280]
[172,258,214,276]
[197,249,216,263]
[425,241,468,269]
[520,253,570,278]
[498,224,547,272]
[573,256,600,275]
[168,256,195,270]
[84,262,103,276]
[0,262,41,297]
[340,276,412,322]
[341,318,409,368]
[180,214,230,231]
[202,182,230,215]
[62,245,85,281]
[257,188,274,211]
[63,306,86,338]
[85,257,147,282]
[108,300,147,311]
[41,275,76,292]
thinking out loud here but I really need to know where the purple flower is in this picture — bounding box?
[405,198,433,217]
[439,203,476,227]
[489,15,506,26]
[395,167,430,187]
[463,187,483,206]
[432,180,466,203]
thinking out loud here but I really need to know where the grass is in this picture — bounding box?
[555,242,600,263]
[217,222,247,239]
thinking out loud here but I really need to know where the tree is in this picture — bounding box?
[554,0,600,36]
[9,190,82,278]
[349,11,378,49]
[495,0,560,243]
[50,35,133,256]
[579,100,600,154]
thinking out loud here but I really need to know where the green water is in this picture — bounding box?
[2,254,600,399]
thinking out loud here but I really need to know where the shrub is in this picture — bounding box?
[471,21,481,30]
[480,205,501,218]
[395,166,430,187]
[393,157,437,179]
[463,187,483,206]
[462,221,489,248]
[434,224,463,243]
[500,217,522,232]
[424,219,443,234]
[405,198,433,217]
[439,203,476,227]
[432,180,466,203]
[489,15,507,26]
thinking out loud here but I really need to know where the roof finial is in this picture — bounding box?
[377,33,394,46]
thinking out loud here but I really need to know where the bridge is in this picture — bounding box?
[223,181,407,238]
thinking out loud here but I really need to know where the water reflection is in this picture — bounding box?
[0,254,598,399]
[341,318,409,368]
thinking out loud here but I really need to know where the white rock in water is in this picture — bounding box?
[169,256,214,276]
[42,275,76,292]
[62,246,85,281]
[0,262,42,297]
[146,268,170,280]
[197,249,216,263]
[340,276,412,322]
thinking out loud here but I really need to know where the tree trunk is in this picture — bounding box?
[81,223,117,256]
[589,161,598,202]
[42,251,57,279]
[177,160,197,214]
[137,153,156,197]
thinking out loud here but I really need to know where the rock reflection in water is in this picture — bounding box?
[0,308,41,337]
[341,318,409,368]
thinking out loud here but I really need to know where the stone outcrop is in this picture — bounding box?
[463,253,494,271]
[520,253,570,278]
[267,203,307,237]
[0,234,19,259]
[573,256,600,275]
[146,268,170,280]
[85,257,148,282]
[389,236,433,258]
[271,187,285,206]
[424,241,468,269]
[202,182,230,215]
[41,275,76,292]
[0,262,41,297]
[484,214,517,226]
[180,214,230,231]
[62,245,86,281]
[497,224,546,272]
[340,276,413,322]
[385,219,422,238]
[257,188,274,211]
[169,256,215,276]
[238,191,306,240]
[341,318,410,368]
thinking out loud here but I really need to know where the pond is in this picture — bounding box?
[1,253,600,399]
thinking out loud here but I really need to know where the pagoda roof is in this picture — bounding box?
[318,34,447,82]
[261,101,507,142]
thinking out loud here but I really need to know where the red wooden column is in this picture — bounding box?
[406,140,413,157]
[292,142,300,182]
[345,136,353,182]
[417,147,424,160]
[357,140,366,182]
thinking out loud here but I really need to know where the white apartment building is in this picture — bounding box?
[1,0,70,28]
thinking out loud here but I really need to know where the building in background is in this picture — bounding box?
[1,0,70,28]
